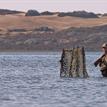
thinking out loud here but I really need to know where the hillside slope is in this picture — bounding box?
[0,15,107,31]
[0,14,107,51]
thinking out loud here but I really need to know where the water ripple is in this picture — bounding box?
[0,52,107,107]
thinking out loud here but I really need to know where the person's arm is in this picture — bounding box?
[94,54,105,67]
[94,58,102,67]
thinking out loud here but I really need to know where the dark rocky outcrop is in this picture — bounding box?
[0,9,24,15]
[58,11,98,18]
[25,10,40,16]
[41,11,55,15]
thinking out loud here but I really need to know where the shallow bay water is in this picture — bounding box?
[0,52,107,107]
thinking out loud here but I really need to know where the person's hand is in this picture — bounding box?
[94,61,98,67]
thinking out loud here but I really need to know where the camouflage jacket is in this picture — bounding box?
[98,54,107,71]
[94,54,107,69]
[94,54,107,71]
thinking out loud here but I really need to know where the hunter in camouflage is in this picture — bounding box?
[94,43,107,77]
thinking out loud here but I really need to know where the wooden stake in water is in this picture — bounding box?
[60,47,89,78]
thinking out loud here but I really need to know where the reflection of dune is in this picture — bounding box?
[0,14,107,31]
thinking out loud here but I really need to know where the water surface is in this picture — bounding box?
[0,52,107,107]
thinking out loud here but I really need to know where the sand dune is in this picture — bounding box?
[0,15,107,31]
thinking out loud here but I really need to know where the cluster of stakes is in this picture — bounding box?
[60,47,89,78]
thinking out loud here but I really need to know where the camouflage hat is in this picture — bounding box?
[102,43,107,48]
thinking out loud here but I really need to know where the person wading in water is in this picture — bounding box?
[94,43,107,77]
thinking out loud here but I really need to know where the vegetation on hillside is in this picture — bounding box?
[0,25,107,51]
[25,10,40,16]
[0,9,24,15]
[58,11,99,18]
